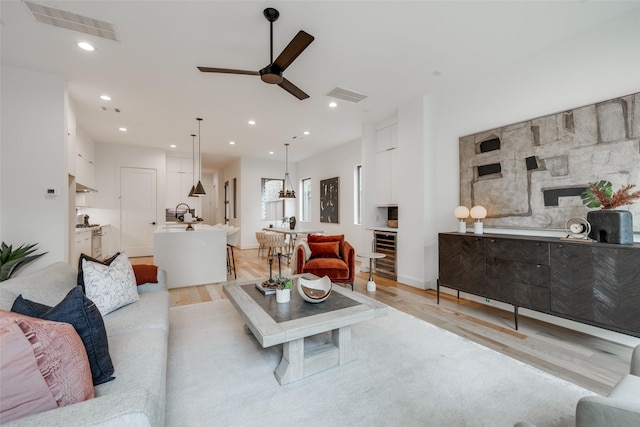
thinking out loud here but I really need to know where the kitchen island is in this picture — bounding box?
[153,223,227,289]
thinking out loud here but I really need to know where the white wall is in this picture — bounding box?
[417,8,640,344]
[86,143,166,252]
[295,139,366,254]
[0,65,69,273]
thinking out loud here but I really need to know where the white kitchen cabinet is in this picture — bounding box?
[101,225,114,259]
[74,229,91,263]
[76,128,96,189]
[375,123,398,205]
[166,156,195,208]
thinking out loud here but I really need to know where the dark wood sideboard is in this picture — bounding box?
[437,232,640,337]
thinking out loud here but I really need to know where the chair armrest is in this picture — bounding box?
[631,344,640,376]
[342,241,355,282]
[576,395,640,427]
[295,245,306,274]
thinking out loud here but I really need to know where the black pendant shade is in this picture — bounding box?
[194,118,206,195]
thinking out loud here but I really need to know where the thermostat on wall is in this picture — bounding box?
[45,187,59,198]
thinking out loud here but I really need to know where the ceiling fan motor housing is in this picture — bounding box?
[259,65,283,84]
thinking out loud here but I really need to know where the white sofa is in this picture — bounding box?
[575,344,640,427]
[0,262,169,426]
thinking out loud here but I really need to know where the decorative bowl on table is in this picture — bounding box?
[297,276,332,303]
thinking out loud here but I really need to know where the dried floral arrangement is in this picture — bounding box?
[581,180,640,209]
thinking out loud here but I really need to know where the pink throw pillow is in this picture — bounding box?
[0,323,57,423]
[0,311,94,422]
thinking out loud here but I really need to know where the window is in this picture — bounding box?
[301,178,311,221]
[261,178,284,221]
[354,165,362,224]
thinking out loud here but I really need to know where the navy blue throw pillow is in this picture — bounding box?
[11,286,115,385]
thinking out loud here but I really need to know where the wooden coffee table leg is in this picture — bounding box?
[333,325,356,365]
[275,338,304,385]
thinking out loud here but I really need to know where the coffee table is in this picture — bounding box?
[223,274,388,385]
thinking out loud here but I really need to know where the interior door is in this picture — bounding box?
[120,167,157,257]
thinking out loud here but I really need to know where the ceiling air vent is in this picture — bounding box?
[326,86,368,103]
[101,107,121,113]
[25,1,118,41]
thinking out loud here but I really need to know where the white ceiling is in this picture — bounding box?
[2,1,639,170]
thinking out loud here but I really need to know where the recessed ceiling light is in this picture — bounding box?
[329,102,337,108]
[229,141,236,145]
[100,95,111,101]
[303,131,310,135]
[119,127,127,132]
[78,42,94,51]
[170,144,176,148]
[248,120,256,125]
[269,151,274,155]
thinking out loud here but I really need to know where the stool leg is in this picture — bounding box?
[229,244,236,280]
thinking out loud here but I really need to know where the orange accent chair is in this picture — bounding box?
[295,234,355,290]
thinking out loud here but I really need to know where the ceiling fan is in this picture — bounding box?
[198,7,314,100]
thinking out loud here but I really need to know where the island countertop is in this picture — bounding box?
[154,223,224,233]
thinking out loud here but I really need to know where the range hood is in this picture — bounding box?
[76,183,98,193]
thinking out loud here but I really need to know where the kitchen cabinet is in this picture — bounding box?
[375,123,398,206]
[74,229,91,264]
[101,225,114,259]
[76,129,96,189]
[438,232,640,337]
[166,156,194,208]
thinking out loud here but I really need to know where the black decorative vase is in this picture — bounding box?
[289,216,296,230]
[587,210,633,245]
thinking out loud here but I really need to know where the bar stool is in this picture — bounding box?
[226,228,240,280]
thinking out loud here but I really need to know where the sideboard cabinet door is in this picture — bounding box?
[550,243,640,335]
[438,234,486,295]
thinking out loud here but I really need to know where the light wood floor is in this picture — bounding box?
[132,249,636,396]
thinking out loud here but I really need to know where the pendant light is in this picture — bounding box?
[279,143,295,198]
[193,117,206,195]
[188,133,197,197]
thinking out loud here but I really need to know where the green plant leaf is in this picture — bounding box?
[0,242,47,282]
[581,180,613,208]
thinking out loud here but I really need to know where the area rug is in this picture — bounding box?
[165,300,593,427]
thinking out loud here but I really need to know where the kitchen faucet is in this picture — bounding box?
[175,203,191,219]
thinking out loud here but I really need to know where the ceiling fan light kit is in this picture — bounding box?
[198,7,314,100]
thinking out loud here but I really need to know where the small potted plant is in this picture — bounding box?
[581,180,640,244]
[274,275,293,303]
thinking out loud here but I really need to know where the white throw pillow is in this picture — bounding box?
[82,253,139,315]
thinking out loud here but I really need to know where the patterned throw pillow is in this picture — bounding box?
[82,253,139,316]
[77,253,120,292]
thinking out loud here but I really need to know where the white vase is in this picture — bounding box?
[276,288,291,303]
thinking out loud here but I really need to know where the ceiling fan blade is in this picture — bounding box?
[197,67,259,76]
[273,30,314,72]
[278,78,309,100]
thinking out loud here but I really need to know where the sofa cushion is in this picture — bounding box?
[11,286,115,386]
[77,253,120,292]
[82,253,139,316]
[309,241,341,259]
[132,264,158,285]
[0,262,76,307]
[0,322,57,423]
[104,290,170,336]
[0,311,94,423]
[0,287,17,311]
[302,258,350,280]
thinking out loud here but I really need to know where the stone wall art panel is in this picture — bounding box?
[460,91,640,232]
